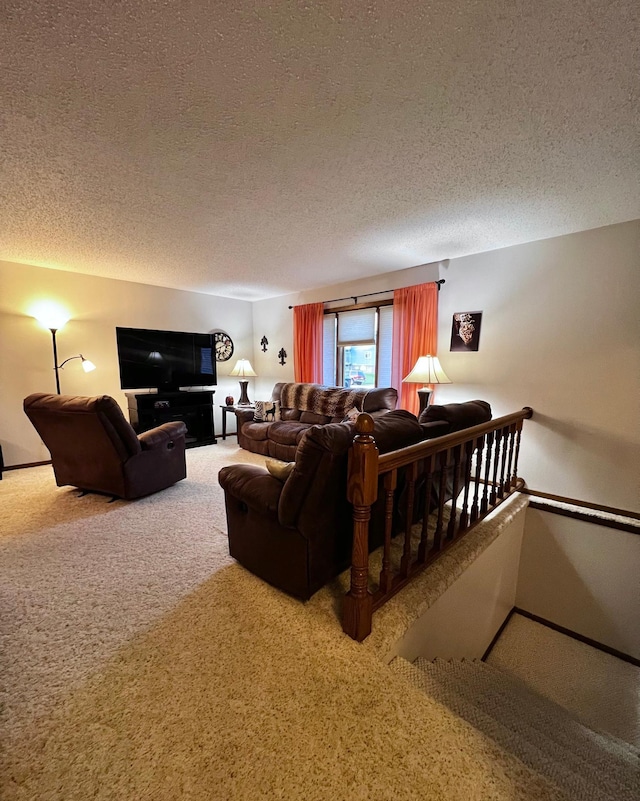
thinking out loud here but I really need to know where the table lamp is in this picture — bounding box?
[403,355,451,414]
[229,359,257,405]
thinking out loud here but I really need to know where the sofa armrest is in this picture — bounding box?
[138,421,187,450]
[218,464,282,516]
[235,408,256,426]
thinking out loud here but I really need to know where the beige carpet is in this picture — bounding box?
[0,442,266,734]
[1,444,566,800]
[487,613,640,749]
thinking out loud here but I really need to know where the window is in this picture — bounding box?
[322,304,393,388]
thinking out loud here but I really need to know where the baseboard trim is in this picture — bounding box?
[513,607,640,668]
[522,488,640,521]
[527,500,640,535]
[481,607,516,662]
[3,459,52,471]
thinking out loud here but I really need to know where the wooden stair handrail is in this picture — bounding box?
[378,407,533,473]
[342,406,533,641]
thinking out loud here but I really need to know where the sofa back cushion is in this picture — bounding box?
[355,386,398,413]
[419,400,491,433]
[23,393,141,494]
[278,410,422,528]
[24,393,141,460]
[273,382,398,420]
[278,383,358,419]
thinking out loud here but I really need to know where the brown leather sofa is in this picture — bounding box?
[219,400,492,600]
[236,382,398,461]
[24,393,187,499]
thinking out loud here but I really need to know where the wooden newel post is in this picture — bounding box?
[343,413,379,641]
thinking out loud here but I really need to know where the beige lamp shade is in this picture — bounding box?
[229,359,257,378]
[403,355,451,385]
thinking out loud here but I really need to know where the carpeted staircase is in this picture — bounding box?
[390,656,639,801]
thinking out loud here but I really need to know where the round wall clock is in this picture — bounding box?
[213,331,234,362]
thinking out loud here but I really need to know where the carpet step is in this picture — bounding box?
[435,657,640,770]
[461,657,639,761]
[390,656,639,801]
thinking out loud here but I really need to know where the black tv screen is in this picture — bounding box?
[116,327,217,391]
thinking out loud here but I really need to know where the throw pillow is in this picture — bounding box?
[253,400,281,423]
[265,457,295,482]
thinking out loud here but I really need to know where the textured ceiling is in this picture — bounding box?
[1,1,638,300]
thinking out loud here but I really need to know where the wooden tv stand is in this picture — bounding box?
[126,390,216,448]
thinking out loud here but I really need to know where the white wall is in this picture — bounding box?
[0,261,253,466]
[435,221,639,511]
[517,508,640,660]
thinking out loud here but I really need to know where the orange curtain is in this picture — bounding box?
[293,302,324,383]
[391,283,438,415]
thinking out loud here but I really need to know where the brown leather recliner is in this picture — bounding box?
[219,410,425,600]
[219,401,492,600]
[24,393,187,499]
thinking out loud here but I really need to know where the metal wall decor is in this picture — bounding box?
[260,336,268,352]
[278,348,287,366]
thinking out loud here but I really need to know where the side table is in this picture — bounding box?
[220,404,254,440]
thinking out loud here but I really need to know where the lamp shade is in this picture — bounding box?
[229,359,257,378]
[81,356,96,373]
[31,302,70,331]
[403,355,451,385]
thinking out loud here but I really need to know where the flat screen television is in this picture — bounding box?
[115,327,217,391]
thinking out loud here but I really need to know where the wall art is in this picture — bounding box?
[450,311,482,352]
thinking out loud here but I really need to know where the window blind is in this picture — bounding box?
[337,308,376,345]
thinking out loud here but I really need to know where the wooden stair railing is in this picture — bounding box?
[343,407,533,641]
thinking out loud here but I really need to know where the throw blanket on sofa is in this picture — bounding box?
[280,383,359,420]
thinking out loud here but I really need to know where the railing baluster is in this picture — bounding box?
[497,426,509,500]
[418,455,435,562]
[482,432,494,513]
[512,421,523,487]
[504,424,516,492]
[490,429,502,505]
[459,439,474,531]
[447,445,462,540]
[400,462,419,577]
[470,435,484,523]
[379,469,397,594]
[433,450,449,551]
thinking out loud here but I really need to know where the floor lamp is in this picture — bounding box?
[403,355,451,414]
[33,308,96,393]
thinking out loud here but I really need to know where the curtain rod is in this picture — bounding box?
[288,279,445,309]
